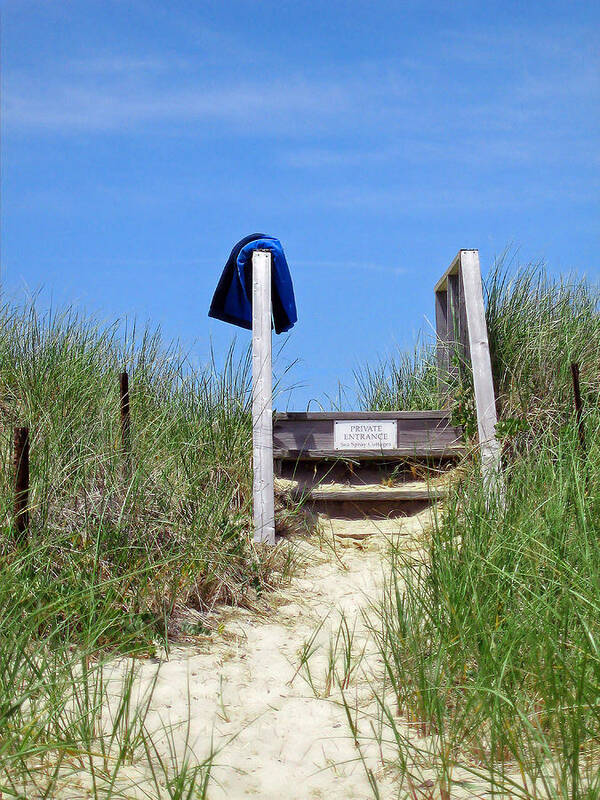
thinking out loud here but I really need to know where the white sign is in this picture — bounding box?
[334,420,397,451]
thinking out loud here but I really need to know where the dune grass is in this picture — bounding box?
[354,344,440,413]
[4,255,599,796]
[354,259,600,798]
[0,300,303,796]
[486,258,600,424]
[372,421,600,798]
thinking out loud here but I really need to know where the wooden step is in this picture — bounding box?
[276,464,456,541]
[287,484,447,502]
[323,517,415,540]
[320,507,439,540]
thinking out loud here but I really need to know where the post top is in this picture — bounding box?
[434,249,479,292]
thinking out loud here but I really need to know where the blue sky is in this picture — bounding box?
[2,0,599,408]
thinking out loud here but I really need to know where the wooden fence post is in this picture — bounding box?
[120,371,132,479]
[570,362,586,455]
[13,426,30,540]
[251,249,275,544]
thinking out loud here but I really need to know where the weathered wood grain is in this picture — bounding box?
[459,249,502,492]
[433,249,502,497]
[252,250,275,544]
[457,266,470,366]
[290,486,448,502]
[447,272,460,382]
[434,251,460,293]
[273,447,465,460]
[273,413,463,457]
[435,289,449,392]
[275,411,453,420]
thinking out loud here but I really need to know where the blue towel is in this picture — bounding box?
[209,233,297,334]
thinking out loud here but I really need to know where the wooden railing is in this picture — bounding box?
[435,250,502,491]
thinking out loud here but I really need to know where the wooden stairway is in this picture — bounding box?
[273,410,462,540]
[276,460,455,540]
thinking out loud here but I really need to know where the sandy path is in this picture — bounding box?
[116,512,435,800]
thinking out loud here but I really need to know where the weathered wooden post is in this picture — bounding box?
[13,426,30,540]
[119,371,132,478]
[252,249,275,544]
[460,250,502,492]
[435,250,503,501]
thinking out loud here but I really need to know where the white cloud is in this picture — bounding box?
[4,55,404,133]
[4,17,598,220]
[6,27,596,154]
[309,179,598,214]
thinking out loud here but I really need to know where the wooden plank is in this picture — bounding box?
[447,272,460,382]
[273,418,462,453]
[274,418,458,435]
[290,487,448,502]
[435,289,449,392]
[252,249,275,544]
[273,446,465,461]
[274,435,462,450]
[434,250,460,293]
[274,417,460,433]
[459,250,502,493]
[274,419,331,435]
[273,418,331,452]
[274,410,452,421]
[395,431,462,444]
[274,434,461,452]
[457,263,471,368]
[273,431,332,450]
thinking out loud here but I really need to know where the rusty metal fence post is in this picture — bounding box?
[570,362,586,455]
[13,426,30,540]
[120,372,132,479]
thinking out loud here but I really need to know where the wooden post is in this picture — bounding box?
[570,362,586,454]
[459,250,503,494]
[435,251,503,500]
[120,371,132,478]
[252,249,275,544]
[447,272,461,383]
[435,289,449,395]
[457,266,470,368]
[13,426,30,540]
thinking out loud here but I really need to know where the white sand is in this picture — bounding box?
[50,503,523,799]
[23,463,542,799]
[106,511,437,799]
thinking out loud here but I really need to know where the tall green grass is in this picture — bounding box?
[0,300,302,795]
[486,260,600,438]
[355,259,600,426]
[357,260,600,797]
[355,345,440,412]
